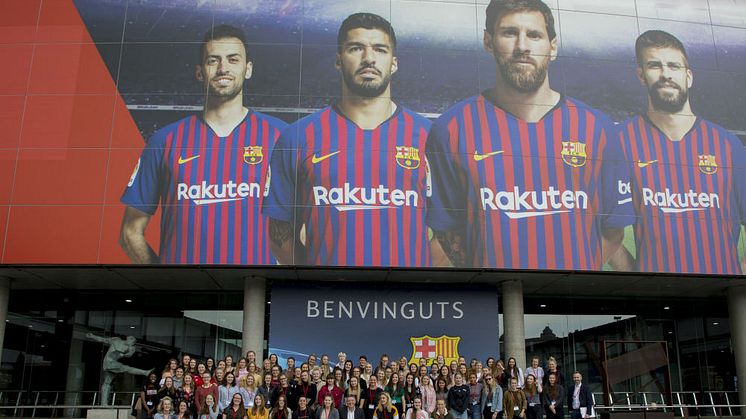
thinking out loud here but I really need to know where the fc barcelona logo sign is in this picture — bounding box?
[698,154,717,175]
[243,146,263,165]
[395,146,421,169]
[408,335,461,365]
[561,141,587,168]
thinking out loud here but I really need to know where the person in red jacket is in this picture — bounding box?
[318,374,344,408]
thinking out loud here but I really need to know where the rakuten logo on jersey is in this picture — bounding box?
[177,181,261,205]
[313,183,419,211]
[642,187,720,213]
[480,186,588,219]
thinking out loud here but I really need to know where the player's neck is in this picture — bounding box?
[203,95,248,137]
[491,79,559,123]
[646,102,696,141]
[338,89,396,130]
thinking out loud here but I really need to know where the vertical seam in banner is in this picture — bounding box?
[1,0,43,263]
[95,0,130,263]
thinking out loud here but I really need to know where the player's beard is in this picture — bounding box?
[342,64,392,98]
[648,80,688,113]
[496,51,549,93]
[205,75,244,102]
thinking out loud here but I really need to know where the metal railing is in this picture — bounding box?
[0,390,739,418]
[590,391,740,417]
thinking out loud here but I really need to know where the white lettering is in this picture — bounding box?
[642,187,719,213]
[312,183,419,210]
[307,301,319,318]
[480,186,588,217]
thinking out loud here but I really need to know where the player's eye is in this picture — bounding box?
[527,30,543,40]
[500,28,518,37]
[647,62,663,70]
[667,62,684,71]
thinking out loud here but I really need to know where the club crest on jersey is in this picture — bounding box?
[395,146,420,169]
[698,154,717,175]
[243,146,263,165]
[561,141,587,168]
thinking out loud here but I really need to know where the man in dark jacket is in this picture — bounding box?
[567,372,593,419]
[339,396,365,419]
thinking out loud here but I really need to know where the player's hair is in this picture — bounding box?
[337,13,397,52]
[485,0,556,40]
[200,24,250,63]
[635,30,689,67]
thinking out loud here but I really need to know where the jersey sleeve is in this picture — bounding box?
[263,125,299,223]
[425,116,467,232]
[730,134,746,225]
[599,122,634,230]
[120,133,166,215]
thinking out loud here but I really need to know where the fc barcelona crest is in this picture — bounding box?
[698,154,717,175]
[408,335,461,366]
[395,146,421,169]
[561,141,587,168]
[243,146,263,165]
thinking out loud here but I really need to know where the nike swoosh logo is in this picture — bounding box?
[637,159,658,168]
[311,151,340,164]
[178,155,200,164]
[473,150,504,161]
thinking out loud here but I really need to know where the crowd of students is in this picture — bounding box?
[136,352,592,419]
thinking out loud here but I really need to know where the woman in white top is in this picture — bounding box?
[417,376,436,415]
[506,358,524,389]
[220,372,241,412]
[523,357,544,393]
[404,397,429,419]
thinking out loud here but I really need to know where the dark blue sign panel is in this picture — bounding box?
[269,284,499,367]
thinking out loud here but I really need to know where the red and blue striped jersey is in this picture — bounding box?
[263,105,433,267]
[619,115,746,275]
[121,111,287,264]
[426,93,632,270]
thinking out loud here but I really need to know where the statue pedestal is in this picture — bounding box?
[86,408,131,419]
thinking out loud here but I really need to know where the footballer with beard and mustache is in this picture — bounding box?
[264,13,449,267]
[425,0,632,270]
[120,25,287,264]
[613,30,746,274]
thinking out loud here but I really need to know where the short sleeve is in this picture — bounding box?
[120,133,166,215]
[263,125,299,222]
[599,123,634,230]
[425,116,467,232]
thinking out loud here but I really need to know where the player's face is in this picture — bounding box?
[337,28,398,98]
[196,37,253,100]
[484,10,556,93]
[637,47,692,114]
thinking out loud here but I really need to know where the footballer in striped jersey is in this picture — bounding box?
[426,0,633,269]
[615,30,746,274]
[263,13,448,267]
[120,25,287,264]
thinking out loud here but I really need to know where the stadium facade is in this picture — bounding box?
[1,0,746,417]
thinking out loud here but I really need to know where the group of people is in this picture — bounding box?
[120,0,746,274]
[137,352,594,419]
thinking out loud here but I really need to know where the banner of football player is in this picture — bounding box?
[1,0,745,275]
[268,284,499,366]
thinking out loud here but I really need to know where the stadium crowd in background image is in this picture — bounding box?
[135,351,592,419]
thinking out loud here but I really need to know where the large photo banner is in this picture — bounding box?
[0,0,745,275]
[268,284,499,367]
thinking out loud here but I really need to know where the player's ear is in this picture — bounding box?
[335,53,342,70]
[635,66,645,86]
[549,36,558,61]
[483,30,494,54]
[686,68,693,89]
[195,65,204,82]
[391,56,398,75]
[245,61,253,80]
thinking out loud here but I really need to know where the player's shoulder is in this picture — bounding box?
[251,110,289,131]
[146,114,198,146]
[285,106,334,131]
[699,118,742,145]
[398,105,432,129]
[435,95,483,123]
[563,96,614,125]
